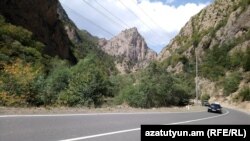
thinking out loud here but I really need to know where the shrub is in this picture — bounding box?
[59,70,109,107]
[238,87,250,101]
[223,72,242,96]
[234,86,250,102]
[0,15,119,107]
[239,0,250,11]
[0,15,5,25]
[167,54,188,67]
[0,92,26,106]
[114,62,192,108]
[243,48,250,71]
[0,23,32,45]
[170,84,190,106]
[57,55,113,107]
[201,93,210,101]
[200,39,242,80]
[0,53,9,62]
[229,51,244,68]
[200,64,225,81]
[43,66,71,106]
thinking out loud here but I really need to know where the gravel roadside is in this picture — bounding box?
[0,105,206,115]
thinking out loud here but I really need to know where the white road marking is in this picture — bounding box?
[168,109,230,125]
[59,110,230,141]
[60,128,140,141]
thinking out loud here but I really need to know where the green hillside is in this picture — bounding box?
[0,15,116,107]
[158,0,250,103]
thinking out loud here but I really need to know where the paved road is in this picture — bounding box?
[0,108,249,141]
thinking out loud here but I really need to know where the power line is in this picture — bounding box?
[61,1,164,49]
[82,0,160,47]
[61,2,155,47]
[95,0,169,47]
[81,0,127,30]
[117,0,162,38]
[93,0,131,28]
[135,1,171,38]
[118,0,158,35]
[93,0,168,44]
[61,3,115,37]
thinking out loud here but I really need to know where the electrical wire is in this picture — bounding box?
[81,0,127,30]
[117,0,162,38]
[135,0,171,38]
[61,3,116,37]
[93,0,131,28]
[61,0,166,49]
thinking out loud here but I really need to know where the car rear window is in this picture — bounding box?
[211,104,221,108]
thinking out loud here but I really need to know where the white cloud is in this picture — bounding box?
[60,0,209,53]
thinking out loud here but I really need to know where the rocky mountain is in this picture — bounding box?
[158,0,250,104]
[0,0,77,64]
[99,27,157,73]
[0,0,156,73]
[57,2,82,44]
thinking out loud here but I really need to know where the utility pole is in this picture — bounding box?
[195,48,199,105]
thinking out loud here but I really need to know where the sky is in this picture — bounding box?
[60,0,213,53]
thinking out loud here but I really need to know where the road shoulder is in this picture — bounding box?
[0,105,206,115]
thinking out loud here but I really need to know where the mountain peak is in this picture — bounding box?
[123,27,138,34]
[116,27,141,43]
[99,27,157,73]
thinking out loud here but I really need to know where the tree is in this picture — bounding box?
[58,55,112,107]
[223,72,242,96]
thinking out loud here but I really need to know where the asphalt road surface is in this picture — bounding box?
[0,108,249,141]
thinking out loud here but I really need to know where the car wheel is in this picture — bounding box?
[207,109,210,112]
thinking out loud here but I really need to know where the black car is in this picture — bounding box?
[202,100,210,106]
[207,103,222,113]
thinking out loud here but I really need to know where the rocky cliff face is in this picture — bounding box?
[159,0,250,62]
[99,27,157,73]
[0,0,77,63]
[57,3,82,44]
[158,0,250,102]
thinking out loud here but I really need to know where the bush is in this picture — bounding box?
[0,92,26,106]
[0,23,32,45]
[24,75,46,106]
[114,62,192,108]
[170,84,191,106]
[58,70,109,107]
[201,93,210,101]
[200,40,241,80]
[42,65,71,106]
[229,51,244,68]
[164,54,188,67]
[239,0,250,11]
[243,48,250,71]
[120,85,146,107]
[234,86,250,102]
[238,87,250,101]
[223,72,242,96]
[0,53,9,62]
[200,64,225,81]
[0,15,118,107]
[57,55,113,107]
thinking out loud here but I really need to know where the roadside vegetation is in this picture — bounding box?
[114,62,193,108]
[0,15,193,108]
[0,15,115,107]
